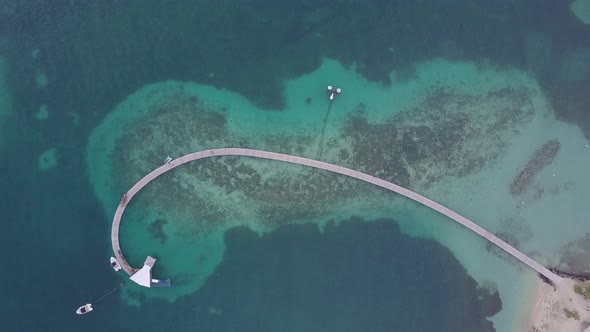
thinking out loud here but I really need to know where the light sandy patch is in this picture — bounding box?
[38,148,59,171]
[527,279,590,332]
[35,104,49,120]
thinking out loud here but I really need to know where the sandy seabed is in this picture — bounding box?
[527,279,590,332]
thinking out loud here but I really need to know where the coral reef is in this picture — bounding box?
[510,139,560,196]
[100,80,539,240]
[339,88,535,189]
[110,88,371,234]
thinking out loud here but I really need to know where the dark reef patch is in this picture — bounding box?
[339,88,534,188]
[477,284,503,317]
[510,139,560,196]
[112,91,231,186]
[148,219,168,244]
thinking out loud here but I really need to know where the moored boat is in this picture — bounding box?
[110,257,121,271]
[76,303,93,315]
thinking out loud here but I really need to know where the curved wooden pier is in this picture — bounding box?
[112,148,562,285]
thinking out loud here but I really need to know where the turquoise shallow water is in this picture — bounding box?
[1,1,590,331]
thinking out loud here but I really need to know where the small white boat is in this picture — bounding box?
[76,303,93,315]
[110,257,122,272]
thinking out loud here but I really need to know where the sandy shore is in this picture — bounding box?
[527,278,590,331]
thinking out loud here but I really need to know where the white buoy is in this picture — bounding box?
[327,85,341,101]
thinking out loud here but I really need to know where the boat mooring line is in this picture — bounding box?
[93,283,123,304]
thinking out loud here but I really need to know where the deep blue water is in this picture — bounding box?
[188,219,500,332]
[1,1,589,331]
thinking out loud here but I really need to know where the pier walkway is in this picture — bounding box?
[111,148,562,285]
